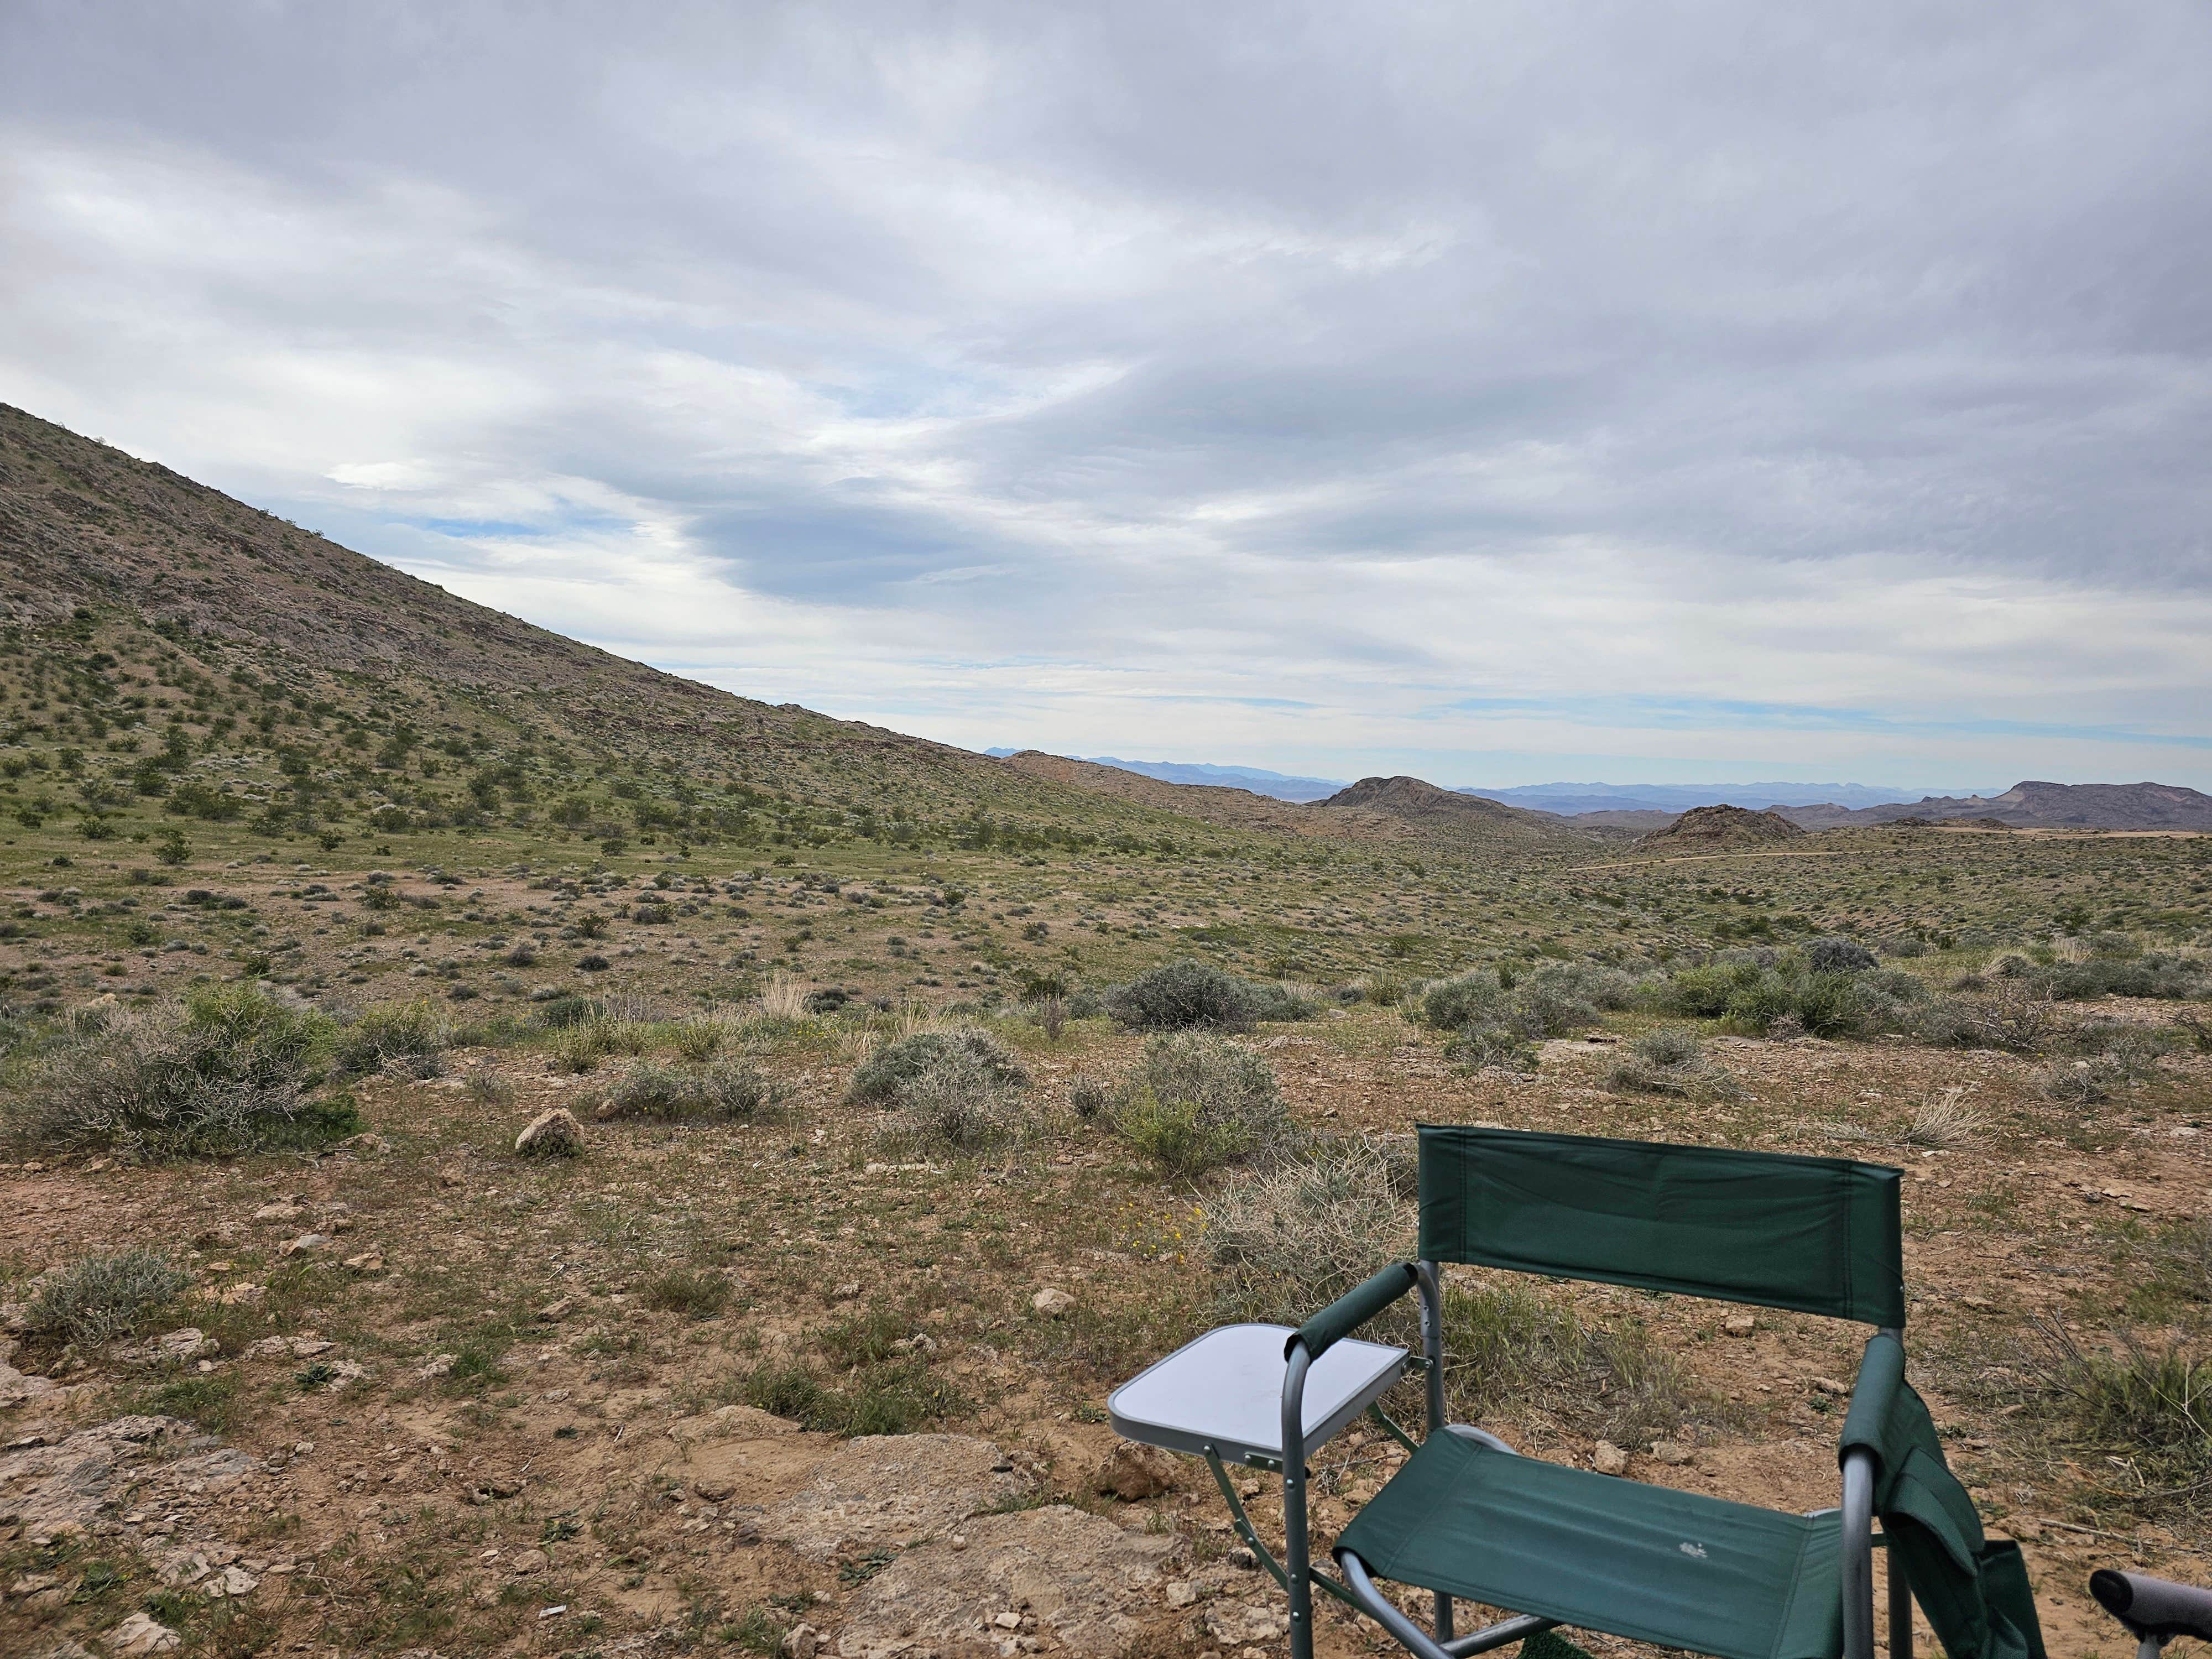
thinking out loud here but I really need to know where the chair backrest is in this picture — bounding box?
[1416,1124,1906,1327]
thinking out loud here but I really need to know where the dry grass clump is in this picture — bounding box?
[549,1016,654,1074]
[601,1060,787,1123]
[2009,1319,2211,1520]
[331,999,451,1079]
[641,1266,733,1319]
[24,1248,189,1348]
[1443,1279,1714,1449]
[891,1051,1031,1152]
[2,985,356,1160]
[1207,1135,1415,1308]
[1904,1087,1982,1148]
[1605,1027,1736,1099]
[1110,1031,1293,1177]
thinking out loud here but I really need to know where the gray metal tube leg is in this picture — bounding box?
[1417,1261,1451,1644]
[1888,1551,1911,1659]
[1283,1342,1314,1659]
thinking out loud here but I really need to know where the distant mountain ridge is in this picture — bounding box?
[1459,780,1986,815]
[1779,781,2212,831]
[984,750,1345,802]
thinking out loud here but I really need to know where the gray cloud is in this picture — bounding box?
[2,0,2208,787]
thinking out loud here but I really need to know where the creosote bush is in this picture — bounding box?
[602,1060,787,1123]
[26,1248,190,1348]
[1110,1031,1291,1177]
[1104,958,1312,1033]
[2,985,357,1159]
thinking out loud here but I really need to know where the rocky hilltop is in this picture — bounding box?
[1635,803,1807,850]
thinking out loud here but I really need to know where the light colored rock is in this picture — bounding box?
[1592,1441,1629,1476]
[764,1434,1029,1561]
[782,1623,821,1659]
[204,1565,257,1598]
[1092,1440,1177,1501]
[508,1548,549,1575]
[837,1506,1186,1658]
[536,1297,577,1322]
[0,1355,64,1408]
[277,1233,330,1257]
[153,1329,213,1361]
[342,1252,385,1273]
[245,1335,332,1361]
[1030,1287,1076,1317]
[1165,1580,1198,1608]
[418,1353,458,1379]
[106,1613,182,1655]
[0,1417,256,1546]
[1648,1441,1693,1467]
[1203,1601,1290,1646]
[1722,1314,1756,1338]
[251,1200,302,1224]
[515,1107,585,1157]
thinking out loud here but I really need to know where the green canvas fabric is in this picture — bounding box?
[1337,1432,1845,1659]
[1416,1125,1906,1328]
[1295,1261,1417,1358]
[1840,1335,2047,1659]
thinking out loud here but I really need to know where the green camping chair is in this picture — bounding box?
[1109,1125,2046,1659]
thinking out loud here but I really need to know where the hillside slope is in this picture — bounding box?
[0,404,1250,844]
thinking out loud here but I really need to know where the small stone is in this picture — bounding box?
[252,1200,302,1224]
[154,1328,213,1361]
[537,1297,577,1322]
[781,1621,820,1659]
[1093,1440,1178,1501]
[950,1534,967,1550]
[436,1166,466,1188]
[342,1252,385,1273]
[1722,1314,1756,1338]
[830,1281,861,1300]
[993,1611,1024,1630]
[106,1614,182,1656]
[508,1548,549,1574]
[419,1353,458,1378]
[1031,1287,1076,1317]
[1648,1441,1693,1467]
[1811,1376,1852,1397]
[276,1233,329,1257]
[1592,1441,1629,1475]
[1958,1295,1995,1312]
[1166,1580,1198,1608]
[695,1477,738,1503]
[515,1108,585,1158]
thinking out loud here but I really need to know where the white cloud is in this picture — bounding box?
[1,0,2208,789]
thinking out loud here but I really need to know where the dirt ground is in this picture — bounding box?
[3,998,2208,1659]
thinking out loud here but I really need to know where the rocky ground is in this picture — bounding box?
[4,990,2209,1659]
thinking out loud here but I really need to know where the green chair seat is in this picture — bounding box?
[1337,1432,1845,1659]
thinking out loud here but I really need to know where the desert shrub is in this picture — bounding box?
[1918,982,2056,1053]
[1443,1280,1714,1448]
[1445,1024,1540,1073]
[1806,936,1878,974]
[1068,1072,1111,1120]
[669,1018,726,1061]
[2014,1321,2210,1519]
[1720,972,1796,1035]
[1651,960,1765,1018]
[1606,1027,1735,1098]
[531,995,606,1030]
[1418,971,1511,1032]
[848,1028,1027,1104]
[2,987,354,1159]
[25,1248,189,1348]
[641,1266,732,1319]
[1111,1032,1291,1176]
[549,1017,653,1074]
[2086,930,2144,961]
[1207,1136,1415,1307]
[1104,959,1275,1032]
[887,1051,1030,1152]
[331,1000,450,1079]
[2044,954,2205,1001]
[603,1060,786,1123]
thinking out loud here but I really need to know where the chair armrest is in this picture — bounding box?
[1290,1262,1418,1361]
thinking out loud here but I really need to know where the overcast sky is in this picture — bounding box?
[4,3,2209,791]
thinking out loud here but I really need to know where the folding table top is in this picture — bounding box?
[1109,1322,1408,1468]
